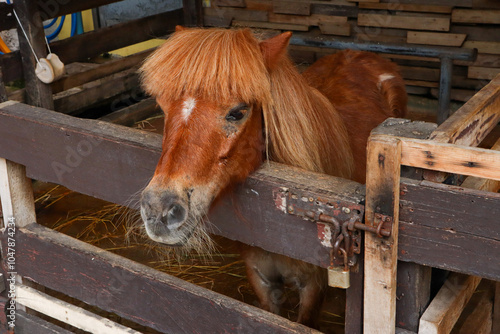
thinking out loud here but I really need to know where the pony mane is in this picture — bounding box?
[140,28,354,179]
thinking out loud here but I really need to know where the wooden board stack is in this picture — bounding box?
[204,0,500,103]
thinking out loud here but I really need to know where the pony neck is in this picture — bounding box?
[263,57,354,179]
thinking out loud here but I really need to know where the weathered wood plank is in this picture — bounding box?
[13,224,318,334]
[358,13,450,32]
[359,3,452,14]
[398,221,500,281]
[452,9,500,24]
[400,177,500,246]
[0,154,36,228]
[396,262,431,332]
[0,101,364,269]
[98,97,160,126]
[273,1,310,16]
[401,138,500,181]
[463,41,500,55]
[429,73,500,146]
[319,22,351,36]
[16,310,73,334]
[419,274,481,334]
[364,134,402,334]
[468,66,500,81]
[17,285,141,334]
[233,20,310,31]
[53,67,140,115]
[213,0,246,7]
[407,32,466,47]
[382,0,472,7]
[51,48,155,94]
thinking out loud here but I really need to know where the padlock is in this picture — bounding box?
[327,266,350,289]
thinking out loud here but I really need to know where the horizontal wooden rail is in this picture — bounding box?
[11,223,316,334]
[401,138,500,181]
[399,178,500,281]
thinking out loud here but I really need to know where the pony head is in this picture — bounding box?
[139,27,293,250]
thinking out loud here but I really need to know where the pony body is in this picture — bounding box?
[139,27,407,328]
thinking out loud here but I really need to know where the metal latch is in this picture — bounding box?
[275,188,394,288]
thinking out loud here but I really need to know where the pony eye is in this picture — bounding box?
[226,104,249,122]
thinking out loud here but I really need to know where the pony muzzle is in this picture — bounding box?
[140,188,190,245]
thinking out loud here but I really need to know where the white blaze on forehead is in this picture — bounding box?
[182,97,197,121]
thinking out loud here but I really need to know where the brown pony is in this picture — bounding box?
[139,26,407,328]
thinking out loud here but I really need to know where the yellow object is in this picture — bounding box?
[0,36,11,53]
[110,39,165,57]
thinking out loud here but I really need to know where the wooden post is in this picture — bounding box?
[182,0,203,27]
[0,158,36,228]
[0,70,7,102]
[493,282,500,334]
[14,0,54,109]
[364,134,402,334]
[345,237,364,334]
[396,262,432,331]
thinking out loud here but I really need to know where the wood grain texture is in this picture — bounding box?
[452,9,500,24]
[419,274,481,334]
[358,13,450,32]
[359,3,452,14]
[399,178,500,281]
[407,32,466,47]
[429,73,500,146]
[364,134,402,334]
[13,224,318,334]
[401,138,500,181]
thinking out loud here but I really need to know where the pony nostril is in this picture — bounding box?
[160,203,187,229]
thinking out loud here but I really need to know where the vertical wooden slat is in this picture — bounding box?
[345,238,364,334]
[13,0,54,109]
[493,282,500,334]
[396,262,432,331]
[182,0,203,27]
[0,158,36,228]
[0,70,7,102]
[364,134,402,334]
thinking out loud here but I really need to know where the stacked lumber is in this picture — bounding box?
[204,0,500,103]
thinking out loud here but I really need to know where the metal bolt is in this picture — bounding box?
[342,207,351,214]
[288,205,294,213]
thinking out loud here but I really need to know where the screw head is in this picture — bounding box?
[342,207,351,214]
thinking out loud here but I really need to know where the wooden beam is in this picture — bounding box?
[53,67,140,115]
[401,138,500,181]
[35,0,124,20]
[407,32,466,47]
[468,66,500,81]
[16,310,73,334]
[17,285,141,334]
[399,178,500,281]
[51,48,155,94]
[358,13,450,32]
[14,0,54,109]
[418,274,481,334]
[358,3,452,14]
[98,97,160,126]
[364,133,402,334]
[461,136,500,192]
[452,9,500,24]
[13,224,319,334]
[424,73,500,182]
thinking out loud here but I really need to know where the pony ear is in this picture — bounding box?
[259,31,292,70]
[175,25,187,32]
